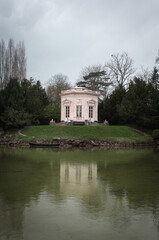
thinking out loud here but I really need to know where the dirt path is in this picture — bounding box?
[130,127,149,136]
[18,127,30,137]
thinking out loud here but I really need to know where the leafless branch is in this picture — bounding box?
[105,52,136,88]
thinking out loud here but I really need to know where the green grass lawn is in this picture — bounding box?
[21,125,152,143]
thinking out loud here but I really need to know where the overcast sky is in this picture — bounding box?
[0,0,159,86]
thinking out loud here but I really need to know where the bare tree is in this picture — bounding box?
[12,48,19,79]
[47,74,71,105]
[156,49,159,64]
[0,40,6,89]
[17,41,26,82]
[77,64,111,98]
[105,52,135,88]
[0,39,27,89]
[136,66,152,83]
[7,38,15,79]
[4,49,10,88]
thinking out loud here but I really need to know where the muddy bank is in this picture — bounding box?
[0,138,157,148]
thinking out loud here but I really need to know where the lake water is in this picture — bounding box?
[0,147,159,240]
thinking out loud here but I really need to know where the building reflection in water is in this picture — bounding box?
[60,163,97,196]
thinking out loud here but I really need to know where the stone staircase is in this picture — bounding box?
[73,121,85,126]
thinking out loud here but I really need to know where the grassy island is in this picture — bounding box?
[19,125,151,143]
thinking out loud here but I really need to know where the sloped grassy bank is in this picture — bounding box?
[23,125,151,142]
[0,125,154,148]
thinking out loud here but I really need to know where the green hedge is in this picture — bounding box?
[152,129,159,142]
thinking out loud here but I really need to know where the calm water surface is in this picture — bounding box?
[0,147,159,240]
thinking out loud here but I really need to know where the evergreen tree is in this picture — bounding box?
[102,86,126,124]
[76,64,111,98]
[0,78,49,129]
[118,78,159,128]
[151,67,159,89]
[3,78,24,110]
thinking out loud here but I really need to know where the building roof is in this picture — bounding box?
[60,87,99,96]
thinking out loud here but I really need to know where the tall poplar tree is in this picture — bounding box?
[0,38,27,89]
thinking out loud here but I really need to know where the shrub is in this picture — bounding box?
[0,108,32,129]
[152,129,159,142]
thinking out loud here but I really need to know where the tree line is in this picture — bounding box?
[0,38,159,130]
[0,39,63,129]
[98,75,159,129]
[76,52,159,130]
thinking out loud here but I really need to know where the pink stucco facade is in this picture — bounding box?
[60,87,99,122]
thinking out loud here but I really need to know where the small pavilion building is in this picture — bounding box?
[60,87,99,123]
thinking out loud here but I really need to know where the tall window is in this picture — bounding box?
[66,106,70,118]
[76,105,82,117]
[89,106,93,118]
